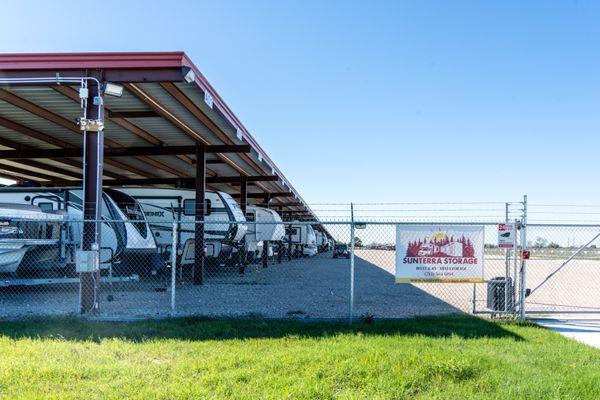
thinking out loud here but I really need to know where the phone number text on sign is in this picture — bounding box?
[395,225,485,283]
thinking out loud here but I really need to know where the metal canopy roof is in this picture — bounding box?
[0,52,319,221]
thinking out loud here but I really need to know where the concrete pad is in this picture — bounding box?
[535,319,600,349]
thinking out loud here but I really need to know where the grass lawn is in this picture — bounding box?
[1,315,599,399]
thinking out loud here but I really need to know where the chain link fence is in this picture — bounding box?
[2,211,600,320]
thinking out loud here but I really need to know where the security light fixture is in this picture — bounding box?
[104,82,123,97]
[183,68,196,83]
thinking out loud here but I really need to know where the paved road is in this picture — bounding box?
[535,318,600,349]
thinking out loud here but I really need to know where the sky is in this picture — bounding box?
[1,0,600,219]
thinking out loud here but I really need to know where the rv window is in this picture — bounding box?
[38,202,54,212]
[246,212,255,222]
[183,199,212,216]
[183,199,195,216]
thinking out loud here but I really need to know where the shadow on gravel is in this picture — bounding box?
[0,314,523,343]
[353,250,470,317]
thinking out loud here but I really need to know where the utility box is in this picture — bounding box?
[76,250,100,273]
[487,277,514,312]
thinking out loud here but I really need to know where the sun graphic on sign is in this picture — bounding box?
[431,231,447,241]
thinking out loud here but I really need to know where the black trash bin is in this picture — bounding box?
[487,277,514,312]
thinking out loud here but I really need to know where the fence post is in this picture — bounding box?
[519,195,528,319]
[504,202,510,313]
[349,203,355,324]
[170,221,178,314]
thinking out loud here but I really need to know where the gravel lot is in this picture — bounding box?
[2,249,600,319]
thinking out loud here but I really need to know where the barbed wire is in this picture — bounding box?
[306,201,515,206]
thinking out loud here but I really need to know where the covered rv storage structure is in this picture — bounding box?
[0,52,331,312]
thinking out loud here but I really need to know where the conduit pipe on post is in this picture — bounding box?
[170,221,178,314]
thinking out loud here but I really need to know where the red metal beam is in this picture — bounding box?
[107,111,159,118]
[0,145,250,159]
[231,192,293,199]
[49,175,277,187]
[0,52,188,70]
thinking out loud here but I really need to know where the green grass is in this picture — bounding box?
[0,315,599,399]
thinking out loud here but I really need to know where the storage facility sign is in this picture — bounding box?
[395,225,485,283]
[497,223,515,248]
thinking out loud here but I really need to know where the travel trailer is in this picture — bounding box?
[244,205,285,262]
[315,232,323,253]
[0,204,66,274]
[315,231,330,253]
[114,187,247,266]
[0,187,157,276]
[287,222,317,257]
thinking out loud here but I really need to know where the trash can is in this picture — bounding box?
[487,277,514,312]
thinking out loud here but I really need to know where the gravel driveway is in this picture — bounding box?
[3,249,600,319]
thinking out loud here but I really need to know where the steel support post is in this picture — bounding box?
[240,175,247,214]
[239,175,247,275]
[262,240,269,268]
[287,224,292,261]
[277,241,283,264]
[81,77,104,314]
[276,204,284,264]
[193,143,205,285]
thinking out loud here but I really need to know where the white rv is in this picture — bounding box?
[0,204,66,274]
[287,222,317,257]
[316,231,330,253]
[114,187,247,265]
[245,205,285,262]
[0,187,157,276]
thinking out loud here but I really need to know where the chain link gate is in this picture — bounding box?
[523,224,600,315]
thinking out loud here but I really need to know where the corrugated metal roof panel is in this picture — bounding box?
[0,124,58,149]
[104,89,151,112]
[8,86,81,117]
[175,82,240,141]
[137,83,224,145]
[0,100,81,146]
[0,160,77,180]
[126,117,195,146]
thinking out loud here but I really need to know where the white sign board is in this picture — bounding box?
[498,223,515,248]
[395,225,485,283]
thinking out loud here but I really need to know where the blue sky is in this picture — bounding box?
[1,0,600,212]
